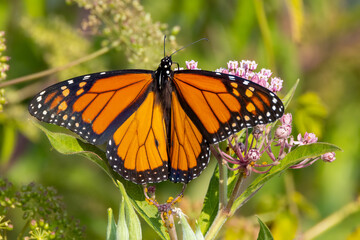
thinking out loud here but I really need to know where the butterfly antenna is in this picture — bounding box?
[163,35,167,57]
[170,38,208,57]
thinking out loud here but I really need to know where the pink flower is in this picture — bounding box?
[248,60,258,71]
[240,60,258,71]
[258,76,269,88]
[275,125,292,139]
[260,68,272,78]
[252,72,270,88]
[247,149,260,161]
[235,67,246,78]
[227,61,238,70]
[215,68,229,74]
[250,74,260,84]
[280,113,292,125]
[185,60,198,70]
[321,152,336,162]
[245,71,255,81]
[269,77,283,92]
[297,132,318,145]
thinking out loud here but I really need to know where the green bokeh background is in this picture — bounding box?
[0,0,359,239]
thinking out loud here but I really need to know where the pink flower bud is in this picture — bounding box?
[248,60,258,71]
[321,152,336,162]
[250,74,260,84]
[269,77,283,92]
[235,67,246,77]
[297,132,318,145]
[227,60,238,70]
[215,67,228,74]
[260,68,272,78]
[253,125,266,139]
[275,125,292,139]
[185,60,198,70]
[280,113,292,125]
[247,149,260,161]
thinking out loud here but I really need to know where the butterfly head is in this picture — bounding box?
[155,56,174,90]
[159,56,173,70]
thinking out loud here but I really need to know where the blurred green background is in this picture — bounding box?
[0,0,359,239]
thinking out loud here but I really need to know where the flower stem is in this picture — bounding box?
[225,170,245,213]
[165,214,178,240]
[303,198,360,240]
[204,210,228,240]
[16,219,30,240]
[210,145,228,209]
[204,170,246,240]
[0,42,118,88]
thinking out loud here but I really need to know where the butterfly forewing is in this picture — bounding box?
[28,70,153,145]
[172,70,284,144]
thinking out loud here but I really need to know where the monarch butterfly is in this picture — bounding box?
[28,51,284,184]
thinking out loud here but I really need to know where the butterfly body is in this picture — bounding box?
[29,55,284,184]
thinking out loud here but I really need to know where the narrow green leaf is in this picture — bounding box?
[257,217,274,240]
[179,211,197,240]
[107,208,117,240]
[198,163,239,235]
[117,181,142,240]
[117,197,130,240]
[282,79,299,109]
[198,166,220,235]
[1,123,17,165]
[195,222,205,240]
[231,143,342,214]
[32,121,169,239]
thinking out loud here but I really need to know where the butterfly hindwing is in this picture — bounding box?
[29,70,153,145]
[169,91,210,183]
[107,91,169,184]
[172,70,284,144]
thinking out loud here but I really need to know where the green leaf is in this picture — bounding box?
[197,166,220,235]
[195,222,205,240]
[32,121,169,240]
[198,163,239,235]
[257,217,274,240]
[179,211,197,240]
[117,197,130,240]
[31,120,110,175]
[1,123,17,165]
[107,208,118,240]
[117,181,142,240]
[230,142,342,214]
[282,79,299,109]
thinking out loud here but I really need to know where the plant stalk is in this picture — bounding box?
[303,198,360,240]
[166,214,178,240]
[210,145,228,209]
[204,210,228,240]
[0,43,117,88]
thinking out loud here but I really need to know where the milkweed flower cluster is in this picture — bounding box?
[0,31,9,112]
[183,59,336,175]
[215,60,283,93]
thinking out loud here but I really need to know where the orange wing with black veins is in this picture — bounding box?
[28,70,153,145]
[107,92,169,184]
